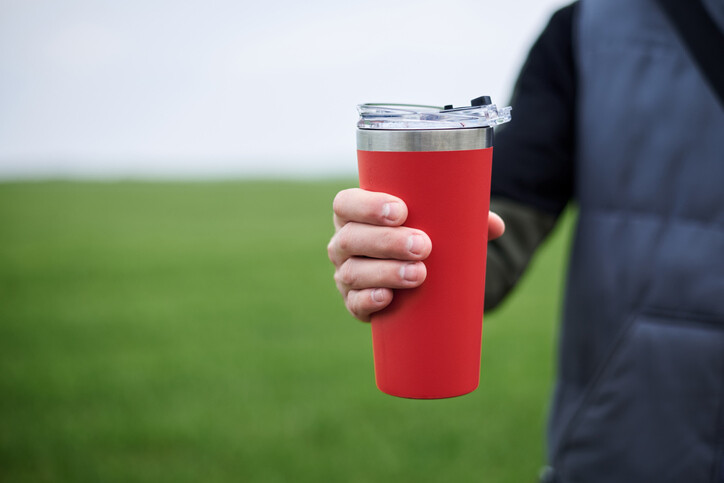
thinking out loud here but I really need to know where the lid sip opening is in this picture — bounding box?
[358,96,511,130]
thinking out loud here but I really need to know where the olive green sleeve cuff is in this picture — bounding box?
[485,196,558,312]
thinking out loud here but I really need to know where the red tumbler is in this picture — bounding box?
[356,100,511,399]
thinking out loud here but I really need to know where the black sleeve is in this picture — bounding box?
[491,2,578,216]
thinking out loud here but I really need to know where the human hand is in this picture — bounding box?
[327,188,505,322]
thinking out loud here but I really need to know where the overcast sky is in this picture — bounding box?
[0,0,567,178]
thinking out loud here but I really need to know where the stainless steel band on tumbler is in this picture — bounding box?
[356,128,493,152]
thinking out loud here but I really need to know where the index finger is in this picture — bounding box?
[333,188,408,230]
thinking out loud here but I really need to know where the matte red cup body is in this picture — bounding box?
[357,131,493,399]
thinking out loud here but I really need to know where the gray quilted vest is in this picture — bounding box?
[546,0,724,481]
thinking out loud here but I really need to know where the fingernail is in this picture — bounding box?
[407,234,425,255]
[372,288,385,303]
[400,263,419,281]
[382,202,402,222]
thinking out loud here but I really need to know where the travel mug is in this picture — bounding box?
[356,98,511,399]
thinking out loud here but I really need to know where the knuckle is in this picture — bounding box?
[337,259,359,286]
[335,224,354,253]
[335,280,347,298]
[332,189,351,216]
[346,301,360,318]
[327,238,337,262]
[333,268,344,286]
[346,292,370,321]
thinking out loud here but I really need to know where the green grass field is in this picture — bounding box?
[0,181,573,483]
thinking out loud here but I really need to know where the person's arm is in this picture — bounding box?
[485,2,578,310]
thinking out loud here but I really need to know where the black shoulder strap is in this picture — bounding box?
[656,0,724,109]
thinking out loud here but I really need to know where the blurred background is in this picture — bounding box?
[0,0,572,481]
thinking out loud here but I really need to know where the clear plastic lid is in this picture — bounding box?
[357,97,511,130]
